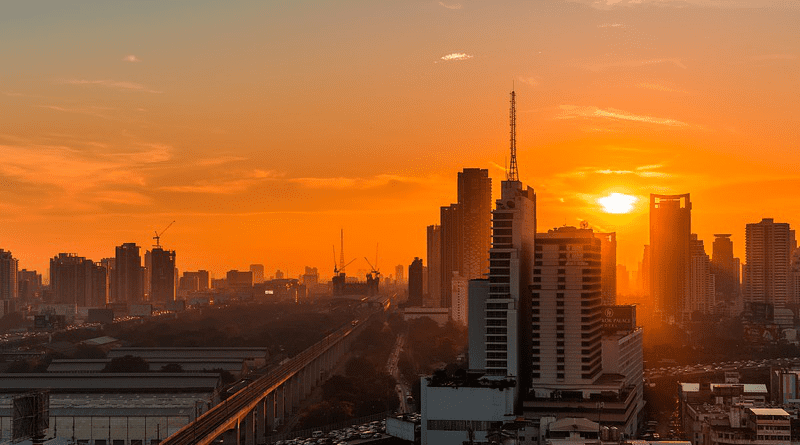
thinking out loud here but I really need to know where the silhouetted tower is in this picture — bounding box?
[649,194,691,324]
[507,90,519,182]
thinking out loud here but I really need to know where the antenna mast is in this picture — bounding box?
[507,89,519,181]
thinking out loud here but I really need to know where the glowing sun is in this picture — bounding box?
[597,193,638,214]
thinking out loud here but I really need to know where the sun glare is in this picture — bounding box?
[598,193,638,214]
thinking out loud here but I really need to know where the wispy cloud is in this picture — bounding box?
[196,155,248,167]
[0,142,172,198]
[122,55,141,63]
[38,105,116,120]
[160,170,281,194]
[556,105,691,127]
[560,164,671,179]
[439,52,473,62]
[291,174,436,190]
[598,23,624,28]
[517,76,540,87]
[58,79,162,93]
[637,83,688,94]
[438,1,462,9]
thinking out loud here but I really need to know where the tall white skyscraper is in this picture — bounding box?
[531,226,602,385]
[484,180,536,381]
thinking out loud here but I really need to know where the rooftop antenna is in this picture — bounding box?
[507,88,519,182]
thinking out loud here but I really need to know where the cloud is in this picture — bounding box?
[122,55,141,63]
[598,23,624,28]
[38,105,115,120]
[637,83,688,94]
[196,156,248,167]
[556,105,691,127]
[160,170,282,194]
[0,141,172,194]
[91,190,152,206]
[438,1,462,9]
[439,52,473,62]
[59,79,162,93]
[558,164,671,179]
[291,174,434,190]
[517,76,540,87]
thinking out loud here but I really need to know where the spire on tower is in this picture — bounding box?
[507,89,519,182]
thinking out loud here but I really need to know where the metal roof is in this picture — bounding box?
[748,407,789,416]
[108,347,268,360]
[0,373,220,393]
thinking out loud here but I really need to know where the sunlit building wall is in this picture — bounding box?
[532,226,602,385]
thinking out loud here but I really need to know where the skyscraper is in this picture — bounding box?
[649,193,691,323]
[439,203,461,308]
[0,249,19,301]
[150,247,176,303]
[458,168,492,280]
[744,218,794,309]
[595,232,617,305]
[249,264,265,284]
[114,243,144,303]
[532,226,602,385]
[689,234,715,315]
[18,269,42,301]
[408,257,423,307]
[484,179,536,380]
[426,224,441,307]
[50,253,108,307]
[711,234,741,305]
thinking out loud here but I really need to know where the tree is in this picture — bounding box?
[160,363,184,372]
[103,355,149,372]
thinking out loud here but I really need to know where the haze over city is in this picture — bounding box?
[2,0,799,277]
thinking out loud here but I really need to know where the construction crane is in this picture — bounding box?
[364,243,380,277]
[153,220,175,248]
[333,245,357,275]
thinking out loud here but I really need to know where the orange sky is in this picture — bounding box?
[1,0,798,280]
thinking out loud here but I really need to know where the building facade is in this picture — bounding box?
[114,243,144,303]
[744,218,794,309]
[485,179,536,383]
[0,249,18,301]
[426,224,442,307]
[649,193,692,323]
[150,247,176,303]
[532,226,602,386]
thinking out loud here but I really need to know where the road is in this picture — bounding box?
[385,333,410,413]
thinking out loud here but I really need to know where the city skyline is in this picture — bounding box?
[2,1,799,277]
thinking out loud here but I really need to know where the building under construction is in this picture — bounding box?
[331,272,379,297]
